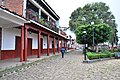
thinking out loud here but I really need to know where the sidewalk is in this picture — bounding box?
[0,49,74,72]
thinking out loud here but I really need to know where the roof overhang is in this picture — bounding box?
[30,20,67,39]
[0,8,28,28]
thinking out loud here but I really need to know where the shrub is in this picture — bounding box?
[86,51,114,60]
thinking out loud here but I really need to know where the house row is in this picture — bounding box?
[0,0,72,62]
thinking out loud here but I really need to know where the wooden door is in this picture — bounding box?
[0,28,2,60]
[27,38,32,56]
[15,37,32,57]
[41,38,43,53]
[52,41,54,53]
[15,36,21,58]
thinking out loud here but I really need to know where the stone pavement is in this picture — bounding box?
[0,49,74,71]
[1,50,120,80]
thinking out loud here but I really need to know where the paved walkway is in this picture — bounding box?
[0,49,73,71]
[1,50,120,80]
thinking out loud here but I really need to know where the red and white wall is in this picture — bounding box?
[1,27,61,60]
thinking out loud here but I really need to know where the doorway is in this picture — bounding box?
[27,38,32,56]
[0,28,2,60]
[41,38,43,53]
[15,36,32,57]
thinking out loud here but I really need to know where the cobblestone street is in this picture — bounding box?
[1,50,120,80]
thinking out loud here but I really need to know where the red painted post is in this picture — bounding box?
[47,35,50,56]
[61,40,62,48]
[38,31,41,58]
[20,26,24,62]
[64,40,65,48]
[66,40,68,50]
[64,40,66,50]
[58,38,60,53]
[24,26,28,61]
[53,37,56,54]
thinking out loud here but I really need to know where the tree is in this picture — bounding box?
[69,2,118,45]
[75,23,112,46]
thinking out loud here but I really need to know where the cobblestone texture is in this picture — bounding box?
[1,50,120,80]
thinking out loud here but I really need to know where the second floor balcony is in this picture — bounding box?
[26,9,59,33]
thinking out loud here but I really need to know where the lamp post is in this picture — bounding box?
[83,31,86,60]
[82,17,86,60]
[91,21,94,50]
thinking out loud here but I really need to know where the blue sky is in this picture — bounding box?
[46,0,120,42]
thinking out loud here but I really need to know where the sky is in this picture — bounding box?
[45,0,120,42]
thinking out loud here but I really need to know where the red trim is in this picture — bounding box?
[32,49,38,55]
[1,50,15,60]
[42,48,58,54]
[1,48,60,60]
[32,48,59,55]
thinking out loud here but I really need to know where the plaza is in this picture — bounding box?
[1,50,120,80]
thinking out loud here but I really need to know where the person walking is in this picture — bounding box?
[61,47,65,58]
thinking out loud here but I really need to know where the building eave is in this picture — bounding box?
[30,20,67,39]
[0,6,28,27]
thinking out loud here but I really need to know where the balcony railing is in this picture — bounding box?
[26,9,59,33]
[60,29,67,37]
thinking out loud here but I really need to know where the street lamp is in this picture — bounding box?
[83,30,86,60]
[82,17,87,60]
[91,21,94,51]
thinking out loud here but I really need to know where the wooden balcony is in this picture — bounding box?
[26,9,59,33]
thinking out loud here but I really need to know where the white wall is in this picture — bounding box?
[28,33,38,49]
[56,40,58,48]
[50,37,53,48]
[2,28,20,50]
[2,28,60,50]
[42,36,47,49]
[2,28,38,50]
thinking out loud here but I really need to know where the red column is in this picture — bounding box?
[61,40,62,48]
[24,26,28,61]
[64,40,65,48]
[38,31,41,58]
[66,40,68,50]
[20,26,24,62]
[53,37,56,54]
[64,40,66,50]
[70,38,72,48]
[47,35,50,56]
[58,38,60,53]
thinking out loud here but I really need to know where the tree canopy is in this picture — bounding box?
[75,24,112,46]
[69,2,118,45]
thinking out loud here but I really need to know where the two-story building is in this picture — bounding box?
[0,0,68,62]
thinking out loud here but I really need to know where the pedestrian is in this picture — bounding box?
[61,47,65,58]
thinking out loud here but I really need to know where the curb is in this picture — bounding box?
[83,57,115,63]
